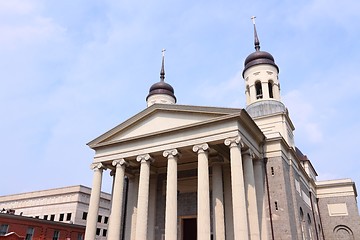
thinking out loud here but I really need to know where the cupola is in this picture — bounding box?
[243,17,281,107]
[146,49,177,107]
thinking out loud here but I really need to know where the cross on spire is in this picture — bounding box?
[251,16,260,51]
[160,49,166,81]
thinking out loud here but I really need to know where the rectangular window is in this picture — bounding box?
[82,212,88,220]
[59,213,64,221]
[66,213,72,221]
[44,215,48,220]
[97,215,102,223]
[25,227,34,240]
[102,229,107,237]
[77,233,84,240]
[0,224,9,236]
[52,230,60,240]
[104,216,109,224]
[50,214,55,221]
[96,228,101,236]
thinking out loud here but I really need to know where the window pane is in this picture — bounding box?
[25,227,34,240]
[77,233,84,240]
[53,230,60,240]
[0,224,9,236]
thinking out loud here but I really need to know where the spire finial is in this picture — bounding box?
[160,49,166,82]
[251,16,260,51]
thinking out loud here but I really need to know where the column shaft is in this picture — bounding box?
[135,154,152,240]
[193,144,211,240]
[212,163,226,240]
[223,165,234,240]
[243,153,260,239]
[164,149,179,240]
[148,175,158,240]
[107,159,127,240]
[85,163,104,240]
[225,137,249,240]
[124,175,139,240]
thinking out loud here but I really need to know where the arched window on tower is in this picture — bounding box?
[268,80,274,98]
[255,81,263,99]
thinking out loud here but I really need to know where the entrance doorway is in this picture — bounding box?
[182,217,197,240]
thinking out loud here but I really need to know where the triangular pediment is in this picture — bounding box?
[88,104,241,148]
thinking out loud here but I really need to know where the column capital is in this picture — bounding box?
[242,149,256,159]
[224,135,244,148]
[192,143,209,153]
[136,153,154,163]
[163,148,180,158]
[90,162,106,171]
[112,159,128,167]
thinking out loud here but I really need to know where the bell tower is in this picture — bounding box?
[243,17,295,147]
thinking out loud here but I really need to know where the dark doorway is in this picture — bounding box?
[182,218,197,240]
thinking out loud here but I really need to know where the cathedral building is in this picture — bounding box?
[84,22,360,240]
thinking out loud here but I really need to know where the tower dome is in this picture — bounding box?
[243,50,278,76]
[242,19,279,77]
[146,49,177,107]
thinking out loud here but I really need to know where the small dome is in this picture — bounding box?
[243,50,279,76]
[146,81,176,101]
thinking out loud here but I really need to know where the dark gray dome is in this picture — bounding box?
[146,81,176,101]
[243,50,279,77]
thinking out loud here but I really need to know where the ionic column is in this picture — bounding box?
[223,165,234,240]
[85,163,106,240]
[253,159,269,240]
[193,143,211,240]
[163,149,180,240]
[124,174,139,240]
[224,136,249,240]
[148,175,158,240]
[107,159,128,240]
[243,150,260,240]
[212,160,226,240]
[135,154,153,240]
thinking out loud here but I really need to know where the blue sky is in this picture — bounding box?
[0,0,359,195]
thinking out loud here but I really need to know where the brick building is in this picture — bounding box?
[0,212,85,240]
[0,186,110,240]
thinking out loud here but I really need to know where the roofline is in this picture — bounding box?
[87,103,244,148]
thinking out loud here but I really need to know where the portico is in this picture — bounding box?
[85,103,268,240]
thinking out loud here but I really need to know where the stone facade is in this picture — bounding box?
[82,26,360,239]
